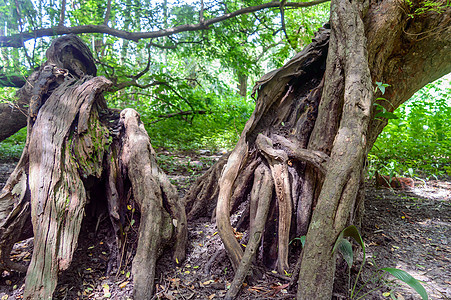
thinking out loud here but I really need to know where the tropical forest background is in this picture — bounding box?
[0,0,450,181]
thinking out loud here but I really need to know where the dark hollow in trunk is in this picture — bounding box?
[0,34,187,300]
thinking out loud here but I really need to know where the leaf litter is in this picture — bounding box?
[0,158,449,299]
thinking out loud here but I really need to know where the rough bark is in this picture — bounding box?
[185,1,451,299]
[0,34,97,142]
[0,35,186,299]
[214,27,330,276]
[297,0,373,298]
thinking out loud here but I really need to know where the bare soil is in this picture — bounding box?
[0,154,449,300]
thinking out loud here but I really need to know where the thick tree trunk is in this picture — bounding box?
[185,1,451,298]
[237,72,248,97]
[0,35,186,299]
[297,0,373,298]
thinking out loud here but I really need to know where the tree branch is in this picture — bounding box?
[103,0,112,26]
[150,110,210,124]
[280,0,295,49]
[111,80,166,92]
[1,0,330,48]
[58,0,66,27]
[200,0,205,24]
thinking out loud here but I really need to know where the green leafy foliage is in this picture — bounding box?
[0,0,331,157]
[0,127,27,161]
[333,225,366,298]
[289,235,306,247]
[369,76,451,179]
[333,225,428,300]
[337,239,353,269]
[144,91,254,152]
[381,268,428,300]
[403,0,451,18]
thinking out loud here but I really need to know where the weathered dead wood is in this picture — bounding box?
[225,164,272,299]
[180,1,450,299]
[0,150,32,273]
[120,108,187,299]
[215,26,330,277]
[0,35,187,300]
[23,76,111,299]
[184,154,229,220]
[271,134,329,174]
[0,34,97,143]
[255,134,291,273]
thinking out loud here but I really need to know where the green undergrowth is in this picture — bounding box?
[1,76,449,182]
[0,95,253,162]
[137,94,254,153]
[0,127,27,162]
[368,76,451,180]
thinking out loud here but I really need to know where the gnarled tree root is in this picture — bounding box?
[120,108,187,299]
[225,164,272,300]
[0,35,187,300]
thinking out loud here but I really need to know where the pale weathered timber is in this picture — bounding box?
[24,76,112,299]
[225,164,273,299]
[0,35,186,300]
[120,108,187,299]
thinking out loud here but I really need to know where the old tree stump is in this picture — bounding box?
[0,2,450,299]
[183,1,450,299]
[0,35,187,299]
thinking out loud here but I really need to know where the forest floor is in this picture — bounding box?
[0,152,449,300]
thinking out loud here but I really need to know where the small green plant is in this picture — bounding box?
[403,0,451,18]
[373,82,398,121]
[289,235,306,247]
[333,225,428,300]
[369,76,450,179]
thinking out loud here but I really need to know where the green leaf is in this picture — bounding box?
[333,225,366,299]
[381,268,428,300]
[337,239,353,269]
[375,82,391,95]
[373,103,386,113]
[376,111,399,119]
[289,235,306,247]
[300,235,306,247]
[342,225,365,252]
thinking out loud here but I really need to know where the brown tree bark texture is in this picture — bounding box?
[185,1,450,298]
[297,0,373,298]
[24,76,111,299]
[0,35,187,300]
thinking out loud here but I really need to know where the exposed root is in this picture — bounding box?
[184,154,229,220]
[216,139,249,271]
[255,134,291,273]
[120,108,187,299]
[226,164,273,299]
